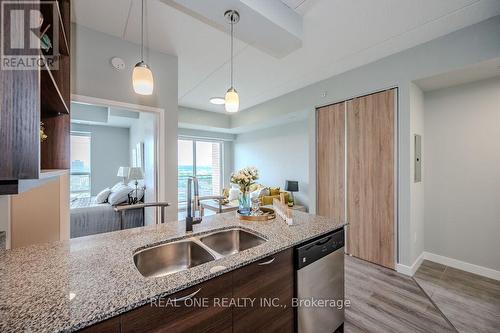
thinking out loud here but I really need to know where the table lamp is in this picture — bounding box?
[128,167,144,203]
[285,180,299,205]
[117,167,130,184]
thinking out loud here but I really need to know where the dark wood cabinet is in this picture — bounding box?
[0,0,40,182]
[233,249,294,333]
[78,316,120,333]
[0,0,71,194]
[79,248,295,333]
[121,272,232,333]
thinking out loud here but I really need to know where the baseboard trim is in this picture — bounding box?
[423,252,500,282]
[397,251,500,281]
[396,252,425,276]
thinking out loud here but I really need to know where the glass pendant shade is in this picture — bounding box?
[225,87,239,113]
[133,62,154,95]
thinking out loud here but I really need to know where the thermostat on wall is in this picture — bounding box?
[110,57,125,71]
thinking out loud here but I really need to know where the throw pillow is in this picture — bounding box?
[269,187,281,196]
[249,183,261,192]
[250,186,269,200]
[130,188,145,202]
[108,185,133,205]
[111,181,125,191]
[228,187,240,201]
[95,188,111,203]
[259,187,269,197]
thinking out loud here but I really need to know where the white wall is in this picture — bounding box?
[72,24,179,216]
[409,83,425,264]
[234,121,309,208]
[228,16,500,266]
[130,112,157,225]
[424,76,500,271]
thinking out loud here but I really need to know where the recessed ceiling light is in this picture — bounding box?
[209,97,225,105]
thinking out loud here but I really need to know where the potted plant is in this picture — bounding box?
[230,167,259,215]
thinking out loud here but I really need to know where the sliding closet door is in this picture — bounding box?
[347,89,395,269]
[316,102,345,221]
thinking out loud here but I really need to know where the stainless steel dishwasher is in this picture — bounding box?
[296,229,345,333]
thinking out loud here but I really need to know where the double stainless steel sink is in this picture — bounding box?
[133,228,267,278]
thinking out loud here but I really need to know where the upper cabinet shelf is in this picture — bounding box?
[41,54,70,116]
[40,0,70,57]
[40,0,71,117]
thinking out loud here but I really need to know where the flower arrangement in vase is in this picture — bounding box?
[230,166,259,215]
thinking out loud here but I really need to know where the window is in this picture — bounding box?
[70,132,91,199]
[178,138,223,203]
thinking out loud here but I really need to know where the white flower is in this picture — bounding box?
[231,167,259,191]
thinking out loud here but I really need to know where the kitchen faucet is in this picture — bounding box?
[185,176,225,233]
[186,176,202,232]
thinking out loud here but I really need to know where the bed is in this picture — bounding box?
[70,197,144,238]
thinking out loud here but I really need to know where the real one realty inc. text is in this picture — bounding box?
[151,297,351,310]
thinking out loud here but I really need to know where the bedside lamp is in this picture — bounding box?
[128,167,144,203]
[285,180,299,205]
[117,167,130,184]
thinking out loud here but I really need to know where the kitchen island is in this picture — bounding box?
[0,210,345,332]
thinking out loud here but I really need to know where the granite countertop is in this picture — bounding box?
[0,210,345,333]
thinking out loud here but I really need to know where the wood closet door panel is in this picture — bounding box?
[347,89,395,269]
[316,102,345,222]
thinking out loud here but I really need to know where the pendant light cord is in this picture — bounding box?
[230,17,233,89]
[141,0,144,62]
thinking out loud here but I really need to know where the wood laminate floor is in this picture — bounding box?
[414,260,500,333]
[344,256,456,333]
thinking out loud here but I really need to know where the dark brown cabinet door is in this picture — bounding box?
[78,316,120,333]
[232,249,294,333]
[0,0,40,181]
[121,272,232,333]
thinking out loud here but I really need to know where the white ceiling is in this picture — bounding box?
[415,57,500,92]
[279,0,313,14]
[72,0,500,113]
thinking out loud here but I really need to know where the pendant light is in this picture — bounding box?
[132,0,154,95]
[224,10,240,113]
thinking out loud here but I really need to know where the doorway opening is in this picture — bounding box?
[69,97,161,238]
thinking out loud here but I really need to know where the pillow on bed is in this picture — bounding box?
[130,188,145,202]
[111,181,128,191]
[108,185,133,205]
[95,188,111,203]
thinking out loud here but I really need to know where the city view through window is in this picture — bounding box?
[70,133,91,199]
[178,139,222,203]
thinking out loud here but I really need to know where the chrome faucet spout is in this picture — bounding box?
[186,177,202,232]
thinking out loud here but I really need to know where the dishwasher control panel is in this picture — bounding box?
[295,229,344,270]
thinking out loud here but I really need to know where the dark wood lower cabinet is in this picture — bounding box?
[232,249,294,333]
[121,273,232,333]
[79,248,294,333]
[78,316,120,333]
